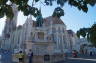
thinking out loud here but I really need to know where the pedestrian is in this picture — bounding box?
[90,51,92,56]
[18,51,24,63]
[64,52,68,60]
[28,49,33,63]
[72,50,78,58]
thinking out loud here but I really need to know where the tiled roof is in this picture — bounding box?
[67,30,73,34]
[43,16,65,26]
[32,16,65,27]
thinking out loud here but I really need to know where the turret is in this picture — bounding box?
[2,4,18,38]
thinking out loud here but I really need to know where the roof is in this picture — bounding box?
[67,30,74,34]
[43,16,65,26]
[25,16,66,27]
[67,30,74,37]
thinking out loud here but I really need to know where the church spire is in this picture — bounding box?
[2,4,18,38]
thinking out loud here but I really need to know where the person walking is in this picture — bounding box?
[18,51,24,63]
[90,51,93,56]
[72,50,78,58]
[28,49,33,63]
[64,52,68,61]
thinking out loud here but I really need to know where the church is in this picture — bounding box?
[0,4,78,63]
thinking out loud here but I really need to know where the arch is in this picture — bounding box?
[37,32,44,40]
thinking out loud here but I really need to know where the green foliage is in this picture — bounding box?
[10,0,28,5]
[76,28,87,38]
[0,6,5,18]
[77,24,96,47]
[35,0,39,2]
[76,31,80,38]
[57,0,67,7]
[89,24,96,46]
[6,5,14,19]
[52,7,64,18]
[68,0,88,12]
[0,0,96,19]
[0,0,8,5]
[44,0,54,6]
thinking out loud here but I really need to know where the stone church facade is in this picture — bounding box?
[0,5,79,63]
[11,16,70,63]
[7,16,78,63]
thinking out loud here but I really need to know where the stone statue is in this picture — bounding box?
[36,9,43,27]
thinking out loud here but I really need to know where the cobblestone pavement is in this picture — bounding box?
[0,51,12,63]
[56,54,96,63]
[0,51,96,63]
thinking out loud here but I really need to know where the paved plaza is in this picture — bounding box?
[0,51,96,63]
[56,54,96,63]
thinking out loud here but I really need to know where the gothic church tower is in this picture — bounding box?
[3,4,18,38]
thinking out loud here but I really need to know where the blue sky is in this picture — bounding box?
[0,1,96,35]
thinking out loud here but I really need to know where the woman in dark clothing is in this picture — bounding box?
[90,51,92,56]
[28,50,33,63]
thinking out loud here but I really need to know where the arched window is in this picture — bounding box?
[62,27,65,32]
[52,27,56,32]
[37,32,44,40]
[47,36,51,41]
[30,32,34,40]
[5,33,10,38]
[58,27,60,32]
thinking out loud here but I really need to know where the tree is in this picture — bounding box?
[52,7,64,18]
[77,24,96,47]
[0,0,96,19]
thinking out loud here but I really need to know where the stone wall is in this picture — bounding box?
[28,54,64,63]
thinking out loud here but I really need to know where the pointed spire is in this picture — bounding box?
[25,16,29,23]
[3,3,18,37]
[39,7,41,15]
[29,15,32,21]
[37,7,42,17]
